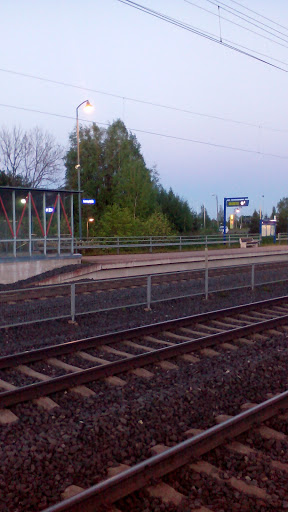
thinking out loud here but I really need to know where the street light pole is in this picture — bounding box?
[212,194,219,225]
[76,100,93,239]
[86,218,94,238]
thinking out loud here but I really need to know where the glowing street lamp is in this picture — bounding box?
[76,100,93,239]
[86,217,94,238]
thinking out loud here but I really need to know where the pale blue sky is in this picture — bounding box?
[1,0,288,219]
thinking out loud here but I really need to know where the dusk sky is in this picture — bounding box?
[1,0,288,219]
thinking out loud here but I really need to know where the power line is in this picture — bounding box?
[0,102,287,160]
[117,0,288,72]
[225,0,288,33]
[209,0,288,39]
[1,67,288,134]
[201,0,288,46]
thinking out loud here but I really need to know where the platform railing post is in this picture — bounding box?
[251,264,255,291]
[147,275,152,309]
[179,236,182,251]
[205,247,208,300]
[71,194,74,255]
[12,190,16,257]
[71,283,75,321]
[150,236,152,253]
[43,192,47,256]
[57,193,61,255]
[117,237,120,255]
[28,192,32,256]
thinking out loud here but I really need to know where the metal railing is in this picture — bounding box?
[0,235,74,258]
[1,256,288,328]
[75,233,263,253]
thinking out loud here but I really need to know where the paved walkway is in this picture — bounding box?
[82,244,287,265]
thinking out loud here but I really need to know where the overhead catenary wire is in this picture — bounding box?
[225,0,288,33]
[0,66,288,134]
[182,1,288,67]
[185,0,288,48]
[201,0,288,45]
[117,0,288,71]
[0,102,287,160]
[206,0,288,38]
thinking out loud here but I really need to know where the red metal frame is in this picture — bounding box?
[30,193,45,237]
[0,190,73,241]
[46,196,58,236]
[59,196,72,236]
[0,197,14,237]
[16,200,27,236]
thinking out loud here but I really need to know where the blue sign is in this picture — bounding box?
[45,207,54,213]
[82,199,95,205]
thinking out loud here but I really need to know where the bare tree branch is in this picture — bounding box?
[0,125,64,187]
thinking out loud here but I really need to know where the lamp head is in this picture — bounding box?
[88,218,95,223]
[83,100,93,113]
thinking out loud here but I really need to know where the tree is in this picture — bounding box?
[156,187,198,233]
[0,170,29,186]
[198,204,212,231]
[218,205,224,225]
[114,160,156,219]
[249,210,260,234]
[0,126,64,187]
[96,204,139,237]
[277,197,288,233]
[65,119,156,221]
[270,206,277,220]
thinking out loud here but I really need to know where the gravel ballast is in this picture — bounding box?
[1,266,288,511]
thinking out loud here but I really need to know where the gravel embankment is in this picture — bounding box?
[0,277,288,356]
[1,266,288,511]
[1,261,288,328]
[1,329,288,511]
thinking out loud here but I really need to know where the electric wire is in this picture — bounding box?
[0,102,287,160]
[1,66,288,133]
[225,0,288,33]
[182,2,288,66]
[117,0,288,72]
[201,0,288,45]
[207,0,288,38]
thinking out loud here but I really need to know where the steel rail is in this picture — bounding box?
[1,261,287,303]
[42,390,288,512]
[1,312,287,408]
[0,294,287,370]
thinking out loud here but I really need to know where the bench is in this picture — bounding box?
[240,237,259,248]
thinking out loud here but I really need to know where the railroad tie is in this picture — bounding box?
[189,460,270,502]
[46,358,95,396]
[0,409,18,425]
[143,335,175,346]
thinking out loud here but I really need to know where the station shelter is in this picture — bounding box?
[0,186,77,259]
[260,218,277,240]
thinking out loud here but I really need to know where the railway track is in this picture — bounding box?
[41,391,288,511]
[1,261,288,304]
[1,295,288,412]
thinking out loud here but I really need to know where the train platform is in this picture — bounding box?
[38,244,288,285]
